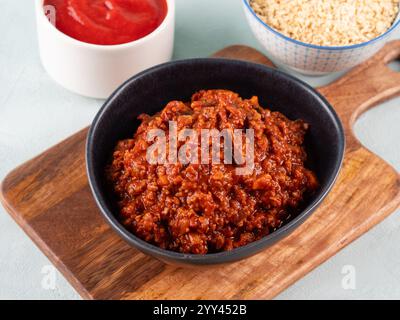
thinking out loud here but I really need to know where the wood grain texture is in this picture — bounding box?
[2,42,400,300]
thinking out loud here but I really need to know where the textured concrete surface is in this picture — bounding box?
[0,0,399,299]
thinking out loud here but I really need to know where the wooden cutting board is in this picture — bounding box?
[2,42,400,300]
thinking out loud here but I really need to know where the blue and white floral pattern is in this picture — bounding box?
[243,0,400,75]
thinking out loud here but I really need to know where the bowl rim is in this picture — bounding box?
[243,0,400,51]
[36,0,175,50]
[86,58,345,263]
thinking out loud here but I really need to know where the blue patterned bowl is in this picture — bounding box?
[243,0,400,75]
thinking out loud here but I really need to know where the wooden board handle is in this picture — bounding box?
[320,40,400,127]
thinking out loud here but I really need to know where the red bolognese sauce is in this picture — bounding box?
[107,90,318,254]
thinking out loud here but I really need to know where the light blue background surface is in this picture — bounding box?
[0,0,399,299]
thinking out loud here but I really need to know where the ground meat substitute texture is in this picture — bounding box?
[107,90,319,254]
[250,0,400,46]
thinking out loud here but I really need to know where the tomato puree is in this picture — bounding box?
[44,0,168,45]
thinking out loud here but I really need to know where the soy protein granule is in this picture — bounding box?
[107,90,318,254]
[250,0,400,46]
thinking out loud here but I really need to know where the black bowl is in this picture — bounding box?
[86,58,345,266]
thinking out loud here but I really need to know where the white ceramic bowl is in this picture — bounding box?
[35,0,175,98]
[243,0,400,75]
